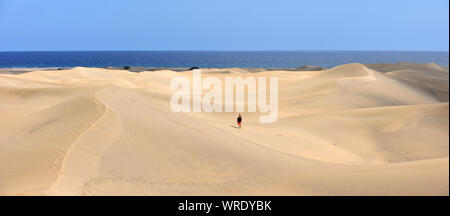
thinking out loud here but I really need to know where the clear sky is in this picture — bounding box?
[0,0,448,51]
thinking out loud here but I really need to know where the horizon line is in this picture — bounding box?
[0,49,449,53]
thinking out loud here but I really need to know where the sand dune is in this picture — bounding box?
[365,62,449,101]
[0,63,448,195]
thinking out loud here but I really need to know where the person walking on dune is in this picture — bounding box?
[237,113,243,129]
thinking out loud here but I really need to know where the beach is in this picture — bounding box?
[0,62,448,195]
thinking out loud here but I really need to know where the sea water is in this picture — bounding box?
[0,51,448,68]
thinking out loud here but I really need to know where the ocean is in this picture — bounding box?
[0,51,448,68]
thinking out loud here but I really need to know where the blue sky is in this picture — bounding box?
[0,0,448,51]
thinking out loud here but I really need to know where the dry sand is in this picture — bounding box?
[0,62,448,195]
